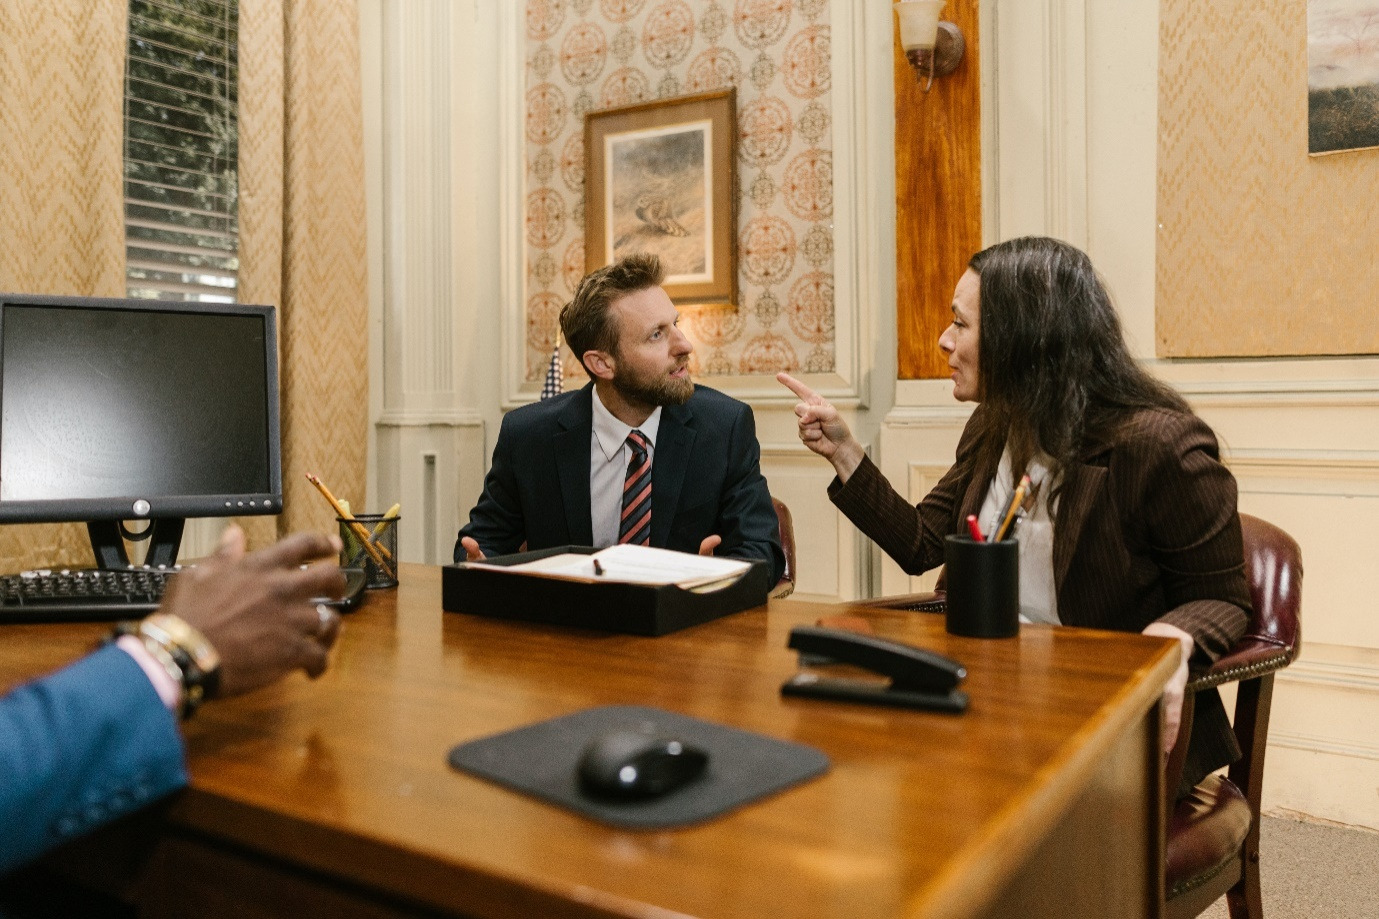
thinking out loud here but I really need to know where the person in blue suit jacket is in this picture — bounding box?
[456,254,784,586]
[0,528,345,875]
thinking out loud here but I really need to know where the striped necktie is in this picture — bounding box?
[618,429,652,545]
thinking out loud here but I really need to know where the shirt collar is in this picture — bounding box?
[591,386,662,461]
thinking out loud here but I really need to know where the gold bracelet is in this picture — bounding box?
[110,614,221,719]
[140,613,222,718]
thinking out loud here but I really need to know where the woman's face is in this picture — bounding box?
[938,269,981,402]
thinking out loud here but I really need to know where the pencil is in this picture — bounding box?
[370,503,401,538]
[358,503,402,569]
[305,474,395,561]
[305,474,395,576]
[993,474,1031,542]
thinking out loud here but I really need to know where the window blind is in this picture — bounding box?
[124,0,239,302]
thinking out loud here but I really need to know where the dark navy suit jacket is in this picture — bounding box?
[456,383,784,585]
[1,644,187,874]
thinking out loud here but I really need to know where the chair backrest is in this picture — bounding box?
[1238,513,1303,659]
[770,496,796,598]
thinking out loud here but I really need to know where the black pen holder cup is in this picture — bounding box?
[338,514,400,589]
[943,535,1019,638]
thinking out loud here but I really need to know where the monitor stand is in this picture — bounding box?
[88,519,185,570]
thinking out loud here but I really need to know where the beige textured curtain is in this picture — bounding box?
[0,0,126,569]
[0,0,366,568]
[239,0,369,545]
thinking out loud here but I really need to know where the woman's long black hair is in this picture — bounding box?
[964,236,1189,491]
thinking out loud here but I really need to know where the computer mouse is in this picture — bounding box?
[577,729,709,800]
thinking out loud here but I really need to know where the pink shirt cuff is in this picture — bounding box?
[116,634,181,711]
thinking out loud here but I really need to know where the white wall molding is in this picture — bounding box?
[498,1,526,407]
[881,404,976,430]
[363,0,503,563]
[726,0,896,599]
[376,0,458,413]
[1271,733,1379,764]
[1166,374,1379,405]
[824,0,895,409]
[1227,452,1379,501]
[992,0,1089,246]
[760,442,816,459]
[1281,658,1379,694]
[376,410,485,429]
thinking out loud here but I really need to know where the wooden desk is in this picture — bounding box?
[1,564,1176,919]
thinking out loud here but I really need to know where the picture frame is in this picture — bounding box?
[1307,0,1379,156]
[585,89,737,306]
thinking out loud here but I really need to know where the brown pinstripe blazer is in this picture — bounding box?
[830,405,1252,790]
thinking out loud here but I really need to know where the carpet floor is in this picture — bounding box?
[1197,815,1379,918]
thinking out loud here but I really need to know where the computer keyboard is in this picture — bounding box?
[0,566,176,623]
[0,565,370,625]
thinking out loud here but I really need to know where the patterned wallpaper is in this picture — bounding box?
[1157,0,1379,357]
[524,0,836,384]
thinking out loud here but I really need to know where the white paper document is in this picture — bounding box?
[461,544,752,590]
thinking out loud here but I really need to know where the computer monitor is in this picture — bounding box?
[0,294,281,569]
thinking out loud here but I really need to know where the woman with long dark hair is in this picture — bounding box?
[779,236,1250,793]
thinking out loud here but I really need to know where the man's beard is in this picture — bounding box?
[611,360,693,408]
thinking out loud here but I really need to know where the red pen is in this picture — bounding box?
[966,514,985,542]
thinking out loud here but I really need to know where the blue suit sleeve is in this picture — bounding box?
[0,644,187,875]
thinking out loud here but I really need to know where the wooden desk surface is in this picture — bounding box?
[1,564,1176,919]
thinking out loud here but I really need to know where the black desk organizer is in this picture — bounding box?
[441,546,771,636]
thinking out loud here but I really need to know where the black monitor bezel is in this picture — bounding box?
[0,293,283,525]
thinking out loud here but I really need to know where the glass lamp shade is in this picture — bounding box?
[894,0,945,52]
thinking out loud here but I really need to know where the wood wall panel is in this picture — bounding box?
[894,0,982,379]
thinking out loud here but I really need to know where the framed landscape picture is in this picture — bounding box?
[585,89,737,305]
[1308,0,1379,155]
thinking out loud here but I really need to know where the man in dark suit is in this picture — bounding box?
[456,254,784,586]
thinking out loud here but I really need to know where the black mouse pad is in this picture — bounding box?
[447,705,830,830]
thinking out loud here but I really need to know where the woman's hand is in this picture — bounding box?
[1141,621,1196,758]
[777,373,866,483]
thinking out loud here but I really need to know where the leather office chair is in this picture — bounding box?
[1163,513,1301,919]
[770,496,796,599]
[851,513,1302,919]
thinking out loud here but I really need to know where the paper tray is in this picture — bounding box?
[441,546,770,636]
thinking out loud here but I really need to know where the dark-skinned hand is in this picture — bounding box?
[157,526,346,698]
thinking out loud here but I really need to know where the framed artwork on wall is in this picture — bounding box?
[1308,0,1379,155]
[584,89,737,305]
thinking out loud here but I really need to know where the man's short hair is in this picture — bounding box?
[560,253,665,370]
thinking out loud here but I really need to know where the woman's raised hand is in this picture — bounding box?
[777,372,866,482]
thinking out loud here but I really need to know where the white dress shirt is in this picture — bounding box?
[589,387,662,548]
[976,447,1060,625]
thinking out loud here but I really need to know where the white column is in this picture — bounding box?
[362,0,505,564]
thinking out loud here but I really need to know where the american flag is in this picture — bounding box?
[540,341,562,400]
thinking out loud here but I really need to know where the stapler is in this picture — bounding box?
[781,625,969,713]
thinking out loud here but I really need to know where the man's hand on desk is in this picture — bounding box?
[459,537,486,562]
[1141,621,1195,758]
[697,535,722,556]
[161,526,346,698]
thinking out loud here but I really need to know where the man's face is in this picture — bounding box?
[607,286,694,407]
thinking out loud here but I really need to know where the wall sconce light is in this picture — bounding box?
[893,1,965,92]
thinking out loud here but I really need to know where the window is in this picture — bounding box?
[124,0,239,302]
